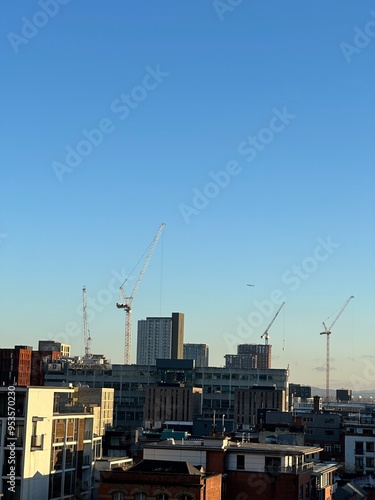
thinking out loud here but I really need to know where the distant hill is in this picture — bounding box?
[303,387,375,400]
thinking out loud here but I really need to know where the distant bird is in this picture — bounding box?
[246,284,254,287]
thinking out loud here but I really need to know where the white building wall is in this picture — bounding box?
[345,434,375,474]
[227,452,264,472]
[144,446,207,468]
[22,388,56,500]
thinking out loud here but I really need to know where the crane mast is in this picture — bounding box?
[320,295,354,402]
[82,286,92,358]
[116,223,166,365]
[261,301,285,345]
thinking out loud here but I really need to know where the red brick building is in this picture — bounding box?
[98,459,222,500]
[0,345,58,386]
[0,345,32,386]
[142,437,339,500]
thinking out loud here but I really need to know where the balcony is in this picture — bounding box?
[31,434,44,450]
[265,462,314,474]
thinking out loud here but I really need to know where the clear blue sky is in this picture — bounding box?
[1,1,374,390]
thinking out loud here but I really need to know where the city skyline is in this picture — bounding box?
[1,2,374,390]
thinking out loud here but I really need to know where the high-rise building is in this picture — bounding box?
[225,344,271,370]
[183,343,209,367]
[136,312,184,365]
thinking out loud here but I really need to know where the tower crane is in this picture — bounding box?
[260,302,285,345]
[116,223,166,365]
[261,301,285,345]
[320,295,354,402]
[82,286,92,358]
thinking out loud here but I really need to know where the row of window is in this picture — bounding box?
[112,492,192,500]
[355,441,375,454]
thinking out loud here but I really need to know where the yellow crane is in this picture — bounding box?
[320,295,354,401]
[116,223,166,364]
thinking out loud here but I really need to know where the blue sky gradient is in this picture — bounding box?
[1,1,374,389]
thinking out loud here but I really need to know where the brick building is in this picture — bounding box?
[98,459,222,499]
[143,437,338,500]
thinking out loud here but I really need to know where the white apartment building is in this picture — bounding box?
[0,386,103,499]
[344,422,375,475]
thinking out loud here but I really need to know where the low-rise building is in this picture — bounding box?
[143,437,338,500]
[98,459,222,499]
[344,422,375,475]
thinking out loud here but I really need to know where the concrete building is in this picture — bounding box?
[289,383,312,400]
[344,422,375,475]
[234,386,286,429]
[38,340,71,357]
[264,409,344,463]
[44,359,289,434]
[225,344,271,370]
[0,386,104,499]
[184,343,209,368]
[136,312,184,365]
[69,387,114,436]
[336,388,352,402]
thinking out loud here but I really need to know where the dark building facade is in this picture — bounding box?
[184,343,209,368]
[225,344,271,370]
[171,312,184,359]
[234,386,286,429]
[98,459,222,500]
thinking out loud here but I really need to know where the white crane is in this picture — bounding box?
[320,295,354,401]
[116,223,166,364]
[261,301,285,345]
[82,286,92,358]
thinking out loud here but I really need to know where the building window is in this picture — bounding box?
[237,454,245,470]
[305,481,310,498]
[355,441,364,454]
[179,496,192,500]
[299,484,304,500]
[355,457,364,470]
[134,493,146,500]
[366,457,375,468]
[157,495,169,500]
[112,493,125,500]
[366,442,375,453]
